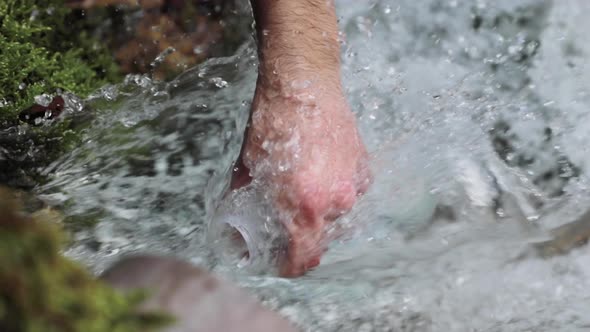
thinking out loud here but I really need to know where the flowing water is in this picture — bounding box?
[36,0,590,330]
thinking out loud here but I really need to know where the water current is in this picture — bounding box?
[37,0,590,330]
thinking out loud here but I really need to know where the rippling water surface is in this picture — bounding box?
[39,0,590,330]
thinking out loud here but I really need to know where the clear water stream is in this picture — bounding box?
[37,0,590,330]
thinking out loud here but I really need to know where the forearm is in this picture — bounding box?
[250,0,342,86]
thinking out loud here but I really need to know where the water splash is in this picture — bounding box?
[208,182,289,275]
[35,0,590,330]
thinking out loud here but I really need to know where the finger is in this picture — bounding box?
[279,214,324,277]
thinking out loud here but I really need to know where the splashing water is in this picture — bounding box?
[37,0,590,330]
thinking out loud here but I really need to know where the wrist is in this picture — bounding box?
[251,0,342,91]
[256,61,341,97]
[256,30,341,77]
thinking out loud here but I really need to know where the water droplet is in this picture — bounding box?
[34,94,53,107]
[193,46,204,55]
[29,9,39,21]
[291,79,311,90]
[278,163,288,172]
[150,47,176,69]
[99,86,118,101]
[210,77,228,88]
[122,119,137,128]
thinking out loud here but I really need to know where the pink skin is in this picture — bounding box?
[102,256,298,332]
[231,0,371,277]
[232,79,370,277]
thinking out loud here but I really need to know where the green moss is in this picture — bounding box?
[0,0,120,124]
[0,0,122,189]
[0,188,172,332]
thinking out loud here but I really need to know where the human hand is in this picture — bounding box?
[231,75,371,277]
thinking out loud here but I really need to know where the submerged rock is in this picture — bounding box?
[66,0,243,80]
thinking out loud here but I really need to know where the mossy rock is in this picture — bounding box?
[0,0,120,123]
[0,0,122,189]
[0,187,172,332]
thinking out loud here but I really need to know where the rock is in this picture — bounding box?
[101,255,298,332]
[19,95,65,125]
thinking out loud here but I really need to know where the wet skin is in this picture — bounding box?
[232,0,371,277]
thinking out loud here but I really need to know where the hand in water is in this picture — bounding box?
[231,76,371,277]
[228,0,371,277]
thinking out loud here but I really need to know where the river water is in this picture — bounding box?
[38,0,590,330]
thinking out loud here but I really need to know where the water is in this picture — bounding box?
[35,0,590,330]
